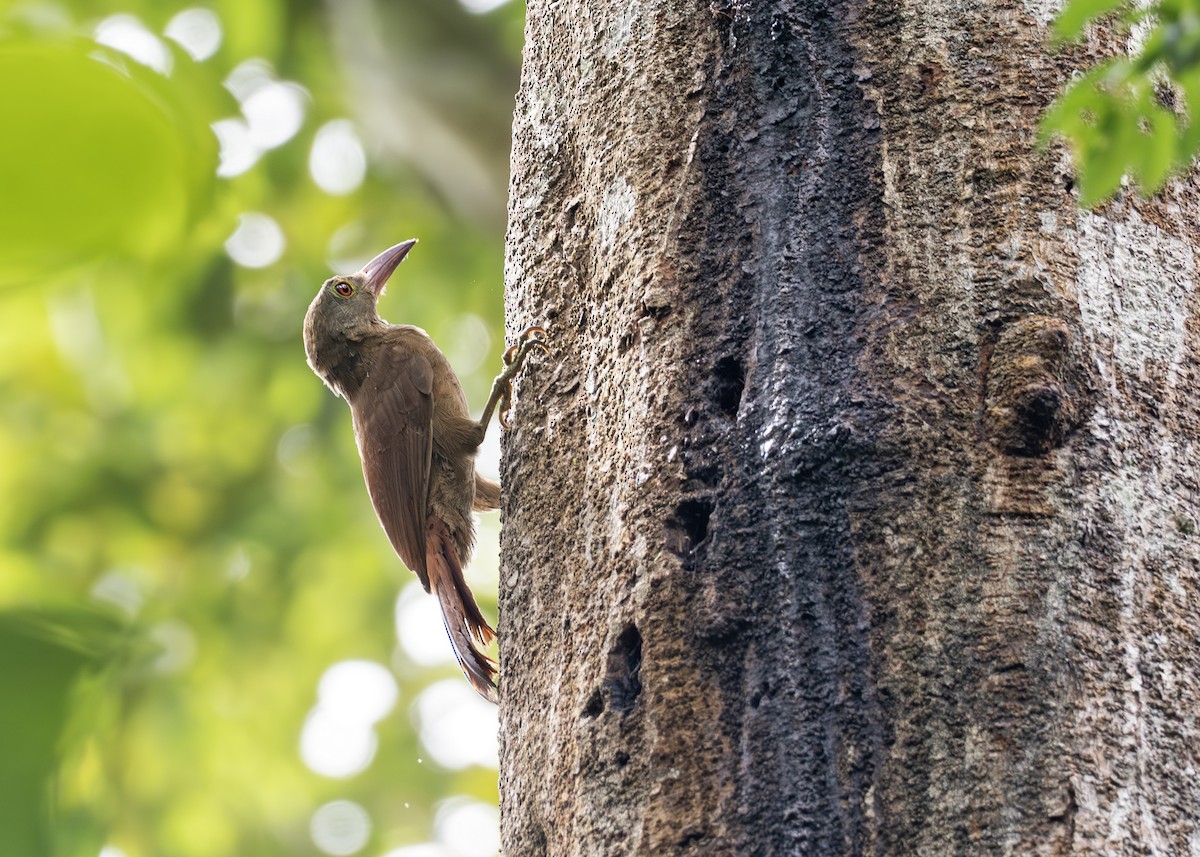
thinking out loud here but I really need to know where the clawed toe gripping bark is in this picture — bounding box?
[479,326,550,430]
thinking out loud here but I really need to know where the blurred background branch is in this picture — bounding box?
[0,0,523,855]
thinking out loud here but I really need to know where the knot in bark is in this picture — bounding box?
[983,316,1087,456]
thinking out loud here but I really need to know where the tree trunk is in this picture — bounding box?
[498,2,1200,854]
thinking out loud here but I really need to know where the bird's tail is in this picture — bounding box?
[426,518,498,703]
[473,473,501,512]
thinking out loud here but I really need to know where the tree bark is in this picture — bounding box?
[498,1,1200,855]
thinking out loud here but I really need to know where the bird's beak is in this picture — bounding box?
[359,239,417,297]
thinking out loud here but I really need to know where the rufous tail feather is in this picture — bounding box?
[426,519,498,703]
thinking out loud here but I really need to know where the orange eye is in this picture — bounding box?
[334,282,353,297]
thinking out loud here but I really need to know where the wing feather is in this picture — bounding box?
[349,342,434,589]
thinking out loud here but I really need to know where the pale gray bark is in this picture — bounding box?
[498,2,1200,854]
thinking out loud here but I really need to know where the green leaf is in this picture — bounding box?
[1130,101,1181,193]
[0,608,123,857]
[1040,64,1118,145]
[1177,68,1200,153]
[1076,97,1135,205]
[0,40,216,285]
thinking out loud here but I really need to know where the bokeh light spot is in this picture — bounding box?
[300,660,397,778]
[211,118,258,177]
[225,212,285,268]
[226,546,251,582]
[164,8,222,61]
[224,59,274,103]
[310,800,371,856]
[149,620,197,674]
[277,423,317,476]
[436,798,500,857]
[382,846,452,857]
[413,680,498,770]
[318,660,399,725]
[458,0,512,14]
[396,583,458,667]
[300,708,378,778]
[243,82,307,149]
[310,120,368,195]
[440,314,492,377]
[95,15,173,74]
[90,570,143,618]
[325,221,371,273]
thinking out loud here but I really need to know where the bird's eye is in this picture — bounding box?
[334,282,353,297]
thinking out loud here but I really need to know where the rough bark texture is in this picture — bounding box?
[498,1,1200,855]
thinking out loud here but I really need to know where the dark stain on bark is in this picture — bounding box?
[650,1,890,852]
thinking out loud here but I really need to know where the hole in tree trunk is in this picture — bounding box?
[582,689,604,718]
[674,498,713,553]
[712,354,745,417]
[603,624,643,715]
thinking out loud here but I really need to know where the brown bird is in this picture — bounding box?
[303,239,547,702]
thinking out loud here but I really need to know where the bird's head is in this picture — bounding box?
[304,239,417,372]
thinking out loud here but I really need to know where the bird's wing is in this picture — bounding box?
[349,342,434,589]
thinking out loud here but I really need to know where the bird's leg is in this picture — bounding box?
[477,326,550,430]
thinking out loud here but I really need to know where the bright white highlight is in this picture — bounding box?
[324,222,371,274]
[212,118,257,177]
[243,82,307,149]
[310,120,368,195]
[300,708,378,778]
[301,660,398,779]
[396,583,458,667]
[164,8,222,61]
[435,799,501,857]
[441,314,492,377]
[90,570,143,618]
[149,620,196,675]
[318,660,399,725]
[225,213,285,268]
[95,15,173,74]
[224,59,275,103]
[213,60,309,178]
[458,0,512,13]
[310,800,371,856]
[413,680,499,770]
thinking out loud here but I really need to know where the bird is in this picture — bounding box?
[303,239,547,702]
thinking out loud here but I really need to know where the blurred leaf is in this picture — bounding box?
[1130,99,1180,193]
[0,40,216,283]
[1048,0,1200,205]
[1077,102,1132,205]
[1041,65,1113,143]
[1178,67,1200,151]
[0,607,123,857]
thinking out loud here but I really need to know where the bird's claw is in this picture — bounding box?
[495,326,550,429]
[498,388,514,430]
[503,326,550,366]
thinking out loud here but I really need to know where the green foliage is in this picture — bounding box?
[1044,0,1200,205]
[0,608,125,857]
[0,0,522,855]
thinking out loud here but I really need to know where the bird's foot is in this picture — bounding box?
[491,326,550,429]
